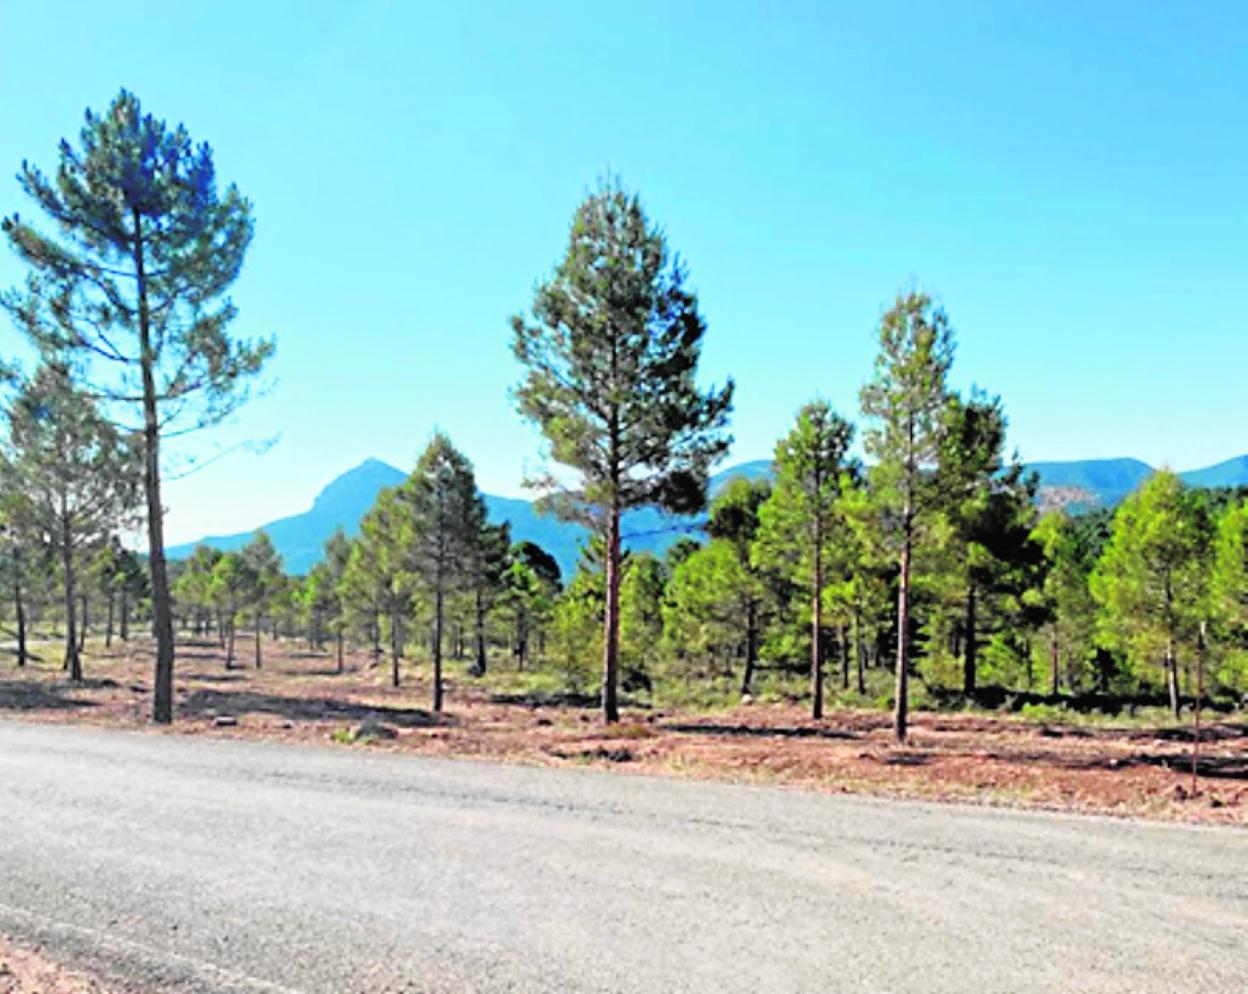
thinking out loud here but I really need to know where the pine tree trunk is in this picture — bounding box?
[226,614,236,668]
[77,593,88,656]
[1050,626,1060,697]
[433,588,445,712]
[962,582,977,696]
[14,579,27,668]
[894,522,912,743]
[135,207,176,724]
[254,612,262,669]
[105,592,114,648]
[119,589,129,641]
[336,630,344,674]
[390,606,400,688]
[811,537,824,721]
[1166,636,1180,718]
[741,598,758,697]
[839,623,849,691]
[602,506,622,724]
[60,513,82,683]
[474,589,487,676]
[853,609,865,695]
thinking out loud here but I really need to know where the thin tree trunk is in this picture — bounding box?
[61,514,82,682]
[602,506,622,723]
[119,589,128,641]
[14,579,27,667]
[226,613,236,668]
[962,582,977,696]
[1192,621,1206,795]
[1166,636,1180,719]
[741,598,758,697]
[473,589,487,676]
[390,605,400,688]
[839,623,849,691]
[135,206,176,724]
[1050,625,1060,698]
[853,608,865,695]
[105,592,114,648]
[894,519,912,743]
[254,612,262,669]
[78,594,89,655]
[336,630,344,674]
[433,588,445,712]
[811,532,824,721]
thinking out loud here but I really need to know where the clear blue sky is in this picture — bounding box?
[2,1,1245,545]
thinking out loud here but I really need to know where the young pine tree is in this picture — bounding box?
[753,402,855,720]
[1,366,139,680]
[860,291,956,742]
[512,179,733,722]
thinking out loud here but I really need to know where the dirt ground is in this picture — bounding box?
[0,936,124,994]
[2,636,1245,826]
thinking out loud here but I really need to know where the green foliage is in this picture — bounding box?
[511,177,733,721]
[2,89,272,723]
[860,290,956,740]
[1090,470,1212,711]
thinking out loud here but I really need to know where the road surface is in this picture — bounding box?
[0,720,1244,993]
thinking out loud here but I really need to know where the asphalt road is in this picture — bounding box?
[0,720,1244,993]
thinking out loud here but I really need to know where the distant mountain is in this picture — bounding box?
[1025,458,1154,509]
[168,452,1248,578]
[1179,455,1248,490]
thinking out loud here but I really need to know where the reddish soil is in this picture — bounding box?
[0,936,124,994]
[2,636,1245,826]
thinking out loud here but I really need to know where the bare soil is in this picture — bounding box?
[3,636,1245,825]
[0,935,124,994]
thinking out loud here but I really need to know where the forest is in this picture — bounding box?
[2,89,1247,746]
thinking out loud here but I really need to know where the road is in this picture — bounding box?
[0,720,1243,993]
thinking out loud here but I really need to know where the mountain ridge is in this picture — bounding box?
[167,453,1248,578]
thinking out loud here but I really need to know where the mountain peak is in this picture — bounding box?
[312,458,405,513]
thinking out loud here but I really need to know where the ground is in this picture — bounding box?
[2,634,1244,825]
[0,935,123,994]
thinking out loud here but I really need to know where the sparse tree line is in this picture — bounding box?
[1,90,1246,741]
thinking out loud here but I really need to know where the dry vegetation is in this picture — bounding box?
[3,635,1245,826]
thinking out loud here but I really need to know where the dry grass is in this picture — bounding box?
[2,634,1245,826]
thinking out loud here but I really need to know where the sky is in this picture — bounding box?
[1,1,1246,545]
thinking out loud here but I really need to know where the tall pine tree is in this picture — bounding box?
[512,180,732,722]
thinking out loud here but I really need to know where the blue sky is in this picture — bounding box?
[1,1,1245,545]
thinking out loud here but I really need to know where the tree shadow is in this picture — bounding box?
[0,677,101,712]
[178,687,454,729]
[972,747,1248,781]
[662,721,861,742]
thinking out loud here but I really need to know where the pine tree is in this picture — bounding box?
[512,179,733,722]
[2,90,272,723]
[1091,471,1211,716]
[503,541,562,671]
[240,531,282,668]
[860,290,955,742]
[706,476,772,695]
[0,366,139,680]
[753,402,855,719]
[400,433,483,711]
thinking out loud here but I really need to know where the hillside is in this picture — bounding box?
[167,453,1248,578]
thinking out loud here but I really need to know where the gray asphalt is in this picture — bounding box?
[0,720,1243,994]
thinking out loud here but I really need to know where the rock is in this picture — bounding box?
[212,716,238,727]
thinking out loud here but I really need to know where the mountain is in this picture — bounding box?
[1179,455,1248,490]
[168,453,1248,579]
[169,458,731,578]
[167,458,407,574]
[1024,458,1154,509]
